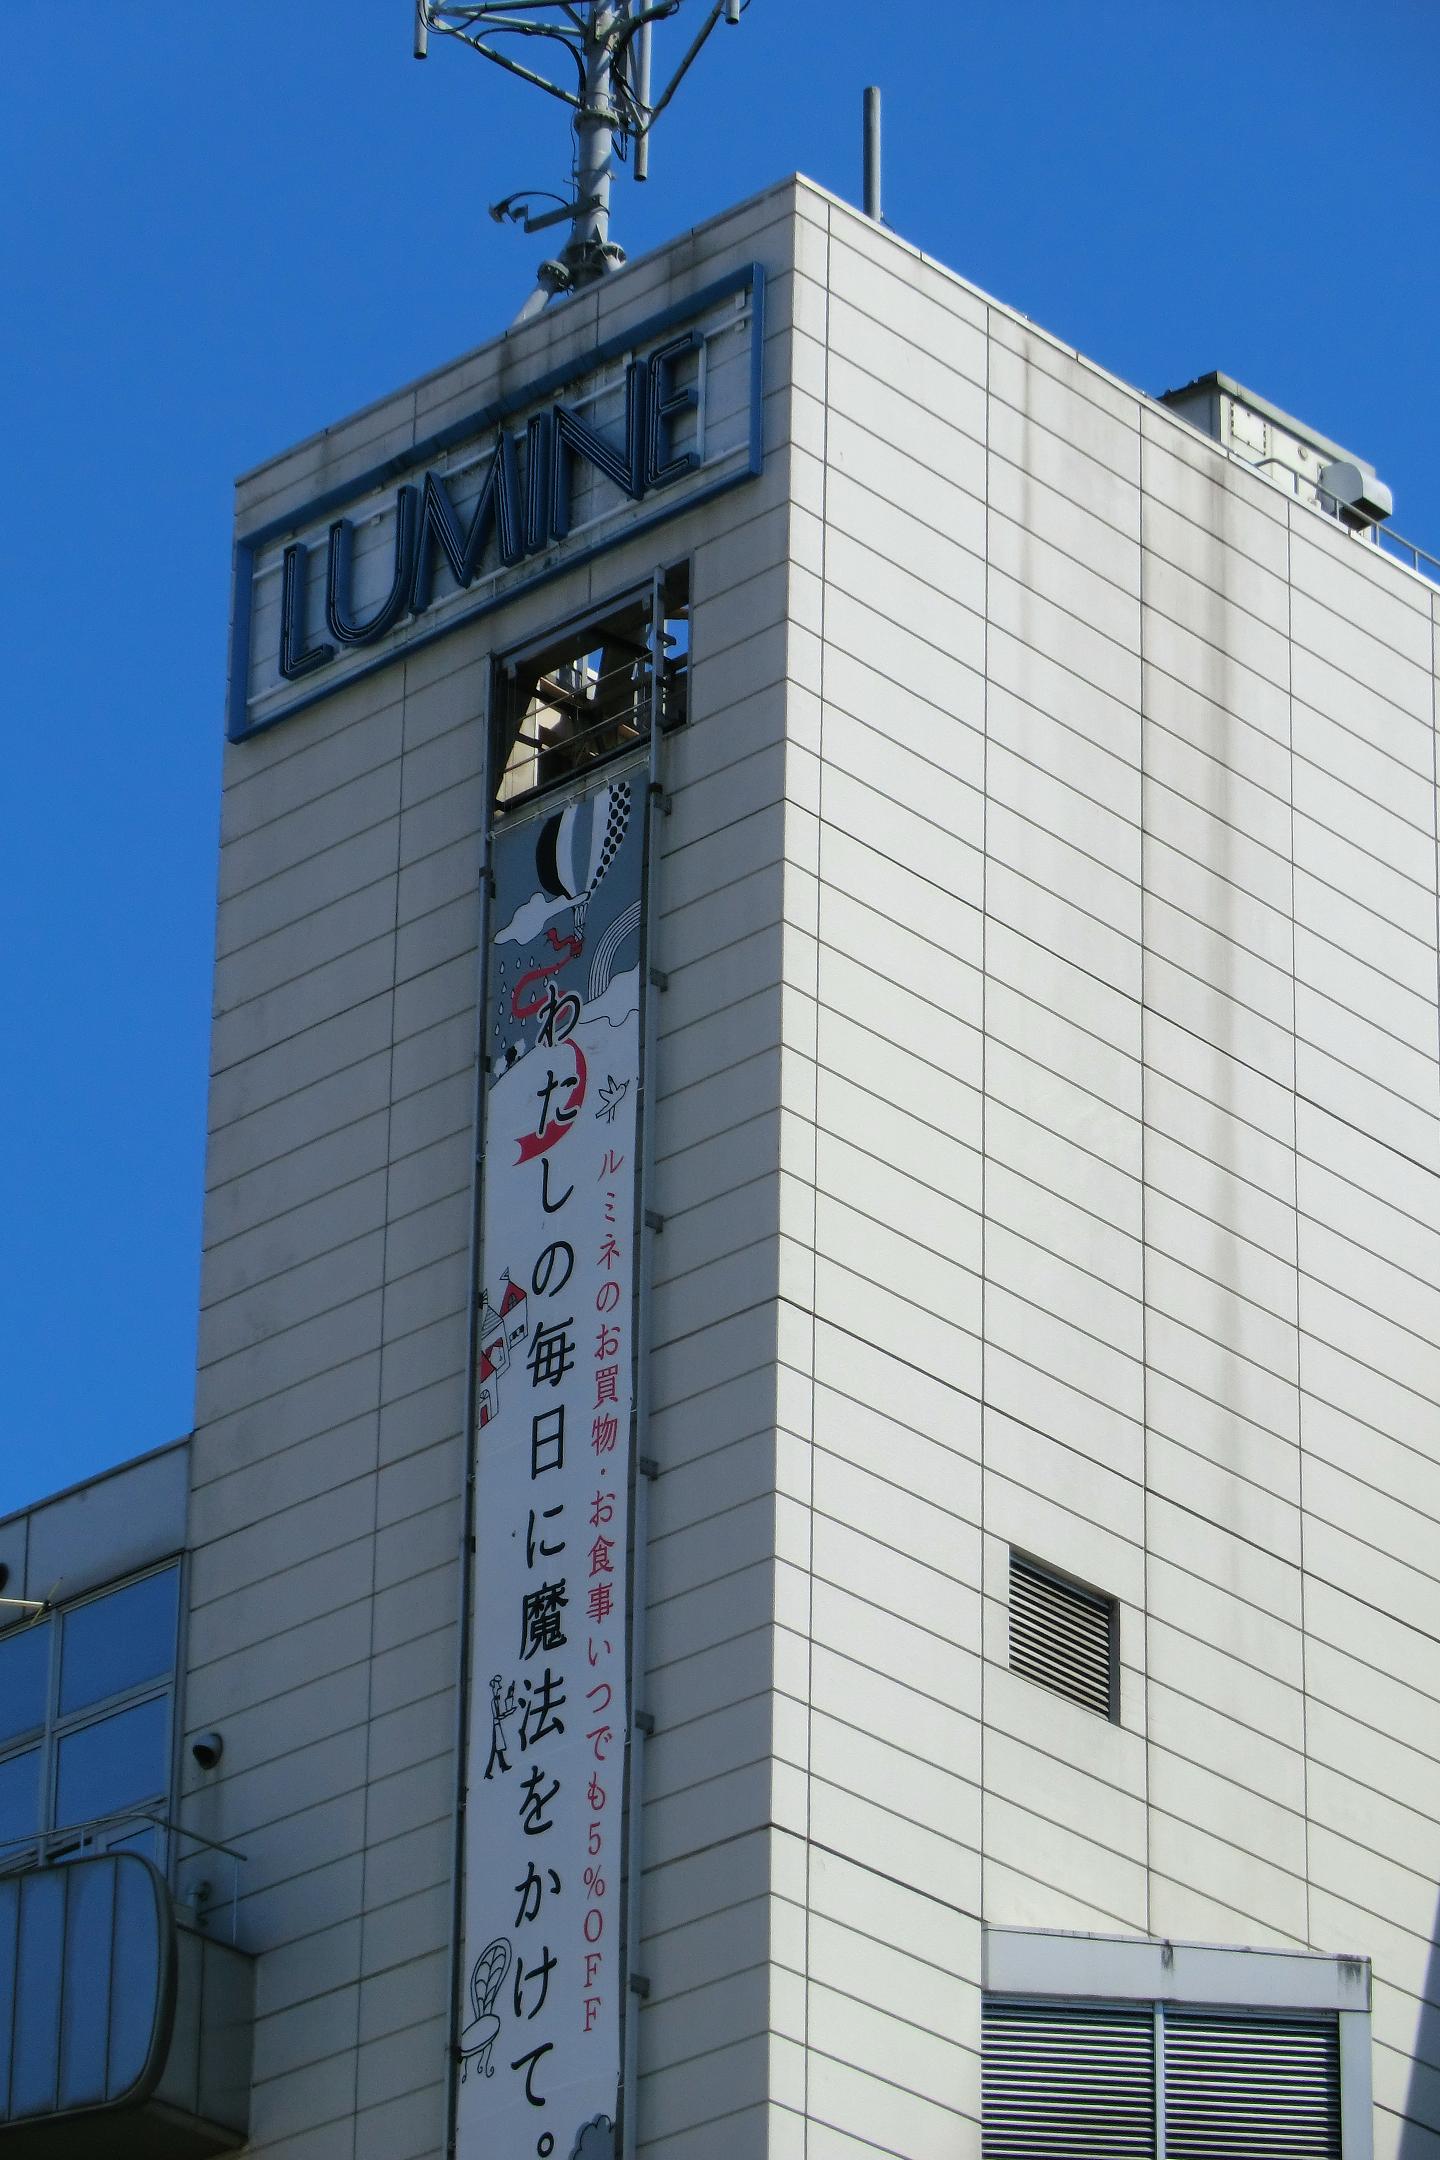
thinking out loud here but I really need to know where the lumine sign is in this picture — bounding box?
[227,267,763,742]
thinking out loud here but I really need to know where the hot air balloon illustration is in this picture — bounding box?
[533,781,631,932]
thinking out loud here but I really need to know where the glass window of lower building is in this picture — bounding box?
[0,1561,180,1872]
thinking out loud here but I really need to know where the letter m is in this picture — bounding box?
[410,432,523,614]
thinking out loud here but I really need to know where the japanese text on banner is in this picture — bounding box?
[460,773,644,2160]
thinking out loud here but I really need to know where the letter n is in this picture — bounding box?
[550,361,649,540]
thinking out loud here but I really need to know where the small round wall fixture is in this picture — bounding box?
[191,1731,225,1770]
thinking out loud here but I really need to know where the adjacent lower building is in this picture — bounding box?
[4,174,1440,2159]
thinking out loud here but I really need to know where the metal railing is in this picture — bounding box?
[1373,523,1440,582]
[0,1811,247,1945]
[1248,455,1439,587]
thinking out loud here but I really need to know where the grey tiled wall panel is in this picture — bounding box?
[195,176,1440,2158]
[785,191,1440,2157]
[195,182,815,2159]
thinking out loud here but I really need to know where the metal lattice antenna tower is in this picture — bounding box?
[415,1,751,309]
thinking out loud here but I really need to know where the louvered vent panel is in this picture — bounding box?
[982,1999,1154,2157]
[1164,2012,1341,2158]
[1009,1552,1115,1717]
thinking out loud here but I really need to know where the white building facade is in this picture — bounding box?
[3,176,1440,2160]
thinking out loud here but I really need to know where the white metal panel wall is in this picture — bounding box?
[980,295,1150,1957]
[1138,405,1310,1956]
[187,183,813,2160]
[779,199,992,2157]
[792,192,1440,2160]
[629,181,824,2160]
[1287,521,1440,2160]
[188,174,1440,2160]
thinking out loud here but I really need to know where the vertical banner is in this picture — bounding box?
[459,767,646,2160]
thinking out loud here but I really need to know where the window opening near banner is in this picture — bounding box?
[492,567,689,807]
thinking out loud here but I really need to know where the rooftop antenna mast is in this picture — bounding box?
[414,1,751,310]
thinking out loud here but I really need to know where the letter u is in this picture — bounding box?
[326,486,419,646]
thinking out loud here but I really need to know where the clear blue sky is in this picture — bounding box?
[2,2,1437,1517]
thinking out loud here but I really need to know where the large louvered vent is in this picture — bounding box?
[982,2000,1343,2160]
[1009,1550,1117,1719]
[1164,2011,1341,2157]
[983,1999,1154,2156]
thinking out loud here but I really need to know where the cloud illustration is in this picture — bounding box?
[495,888,573,945]
[569,2117,614,2160]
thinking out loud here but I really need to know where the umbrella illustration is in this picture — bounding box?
[458,1937,510,2082]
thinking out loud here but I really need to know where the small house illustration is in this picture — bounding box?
[477,1346,501,1428]
[498,1271,530,1354]
[478,1290,510,1376]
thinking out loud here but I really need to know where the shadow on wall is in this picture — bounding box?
[1398,1903,1440,2156]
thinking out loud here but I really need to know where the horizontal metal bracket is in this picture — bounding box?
[648,966,669,991]
[638,1455,659,1481]
[634,1710,655,1736]
[629,1973,651,1999]
[644,1208,665,1233]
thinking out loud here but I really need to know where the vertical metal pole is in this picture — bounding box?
[567,3,621,278]
[414,0,430,58]
[633,15,653,182]
[863,84,883,222]
[444,699,496,2160]
[620,574,668,2160]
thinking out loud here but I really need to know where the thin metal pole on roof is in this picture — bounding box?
[863,84,883,221]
